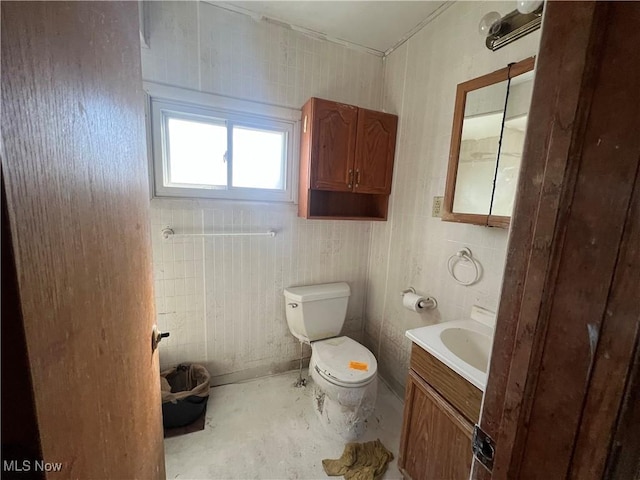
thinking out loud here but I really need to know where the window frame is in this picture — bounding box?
[145,82,300,203]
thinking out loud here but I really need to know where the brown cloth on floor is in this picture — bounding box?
[322,439,394,480]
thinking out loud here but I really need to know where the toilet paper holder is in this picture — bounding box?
[401,287,438,310]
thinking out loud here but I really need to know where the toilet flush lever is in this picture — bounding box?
[151,325,170,353]
[288,302,298,308]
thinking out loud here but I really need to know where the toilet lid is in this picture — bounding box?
[312,336,377,385]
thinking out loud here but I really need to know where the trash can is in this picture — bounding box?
[161,363,211,429]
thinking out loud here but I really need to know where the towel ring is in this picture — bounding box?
[447,248,480,286]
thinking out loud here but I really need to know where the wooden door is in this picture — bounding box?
[354,108,398,194]
[309,98,358,192]
[1,3,165,478]
[473,2,640,479]
[399,371,473,480]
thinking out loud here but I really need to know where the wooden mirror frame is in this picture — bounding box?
[442,56,536,228]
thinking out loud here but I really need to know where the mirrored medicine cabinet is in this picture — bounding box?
[442,57,535,228]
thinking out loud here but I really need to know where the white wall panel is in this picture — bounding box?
[366,1,541,394]
[143,2,382,382]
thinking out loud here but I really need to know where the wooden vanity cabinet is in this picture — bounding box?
[399,344,483,480]
[298,98,397,220]
[401,372,474,480]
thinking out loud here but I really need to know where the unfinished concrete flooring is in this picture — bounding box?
[164,369,404,479]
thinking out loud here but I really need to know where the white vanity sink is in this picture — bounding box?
[406,319,494,391]
[440,327,492,372]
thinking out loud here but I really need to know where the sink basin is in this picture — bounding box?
[406,319,494,391]
[440,328,492,373]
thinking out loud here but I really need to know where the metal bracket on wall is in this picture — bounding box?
[472,424,496,471]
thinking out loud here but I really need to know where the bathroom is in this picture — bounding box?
[3,1,638,479]
[146,2,524,478]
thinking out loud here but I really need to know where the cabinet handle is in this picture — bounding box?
[348,169,353,189]
[355,169,360,188]
[303,115,308,133]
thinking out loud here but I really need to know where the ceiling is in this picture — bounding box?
[214,1,448,54]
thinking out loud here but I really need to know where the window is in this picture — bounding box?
[148,85,299,202]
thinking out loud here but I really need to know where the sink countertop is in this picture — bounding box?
[406,320,493,391]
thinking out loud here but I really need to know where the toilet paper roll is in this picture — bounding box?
[402,292,426,312]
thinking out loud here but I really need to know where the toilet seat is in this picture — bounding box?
[311,336,377,387]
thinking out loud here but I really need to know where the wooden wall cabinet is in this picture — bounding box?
[399,344,483,479]
[298,97,398,220]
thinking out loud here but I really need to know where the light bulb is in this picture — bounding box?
[516,0,543,14]
[478,11,502,37]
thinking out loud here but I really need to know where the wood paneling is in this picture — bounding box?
[474,2,640,478]
[410,344,483,424]
[354,108,398,194]
[309,98,358,192]
[1,2,165,478]
[399,371,473,480]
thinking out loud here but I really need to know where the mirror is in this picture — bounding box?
[443,57,535,228]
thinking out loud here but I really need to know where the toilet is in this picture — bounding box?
[283,282,378,441]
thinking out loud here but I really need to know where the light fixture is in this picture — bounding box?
[478,11,502,37]
[517,0,544,14]
[479,1,544,51]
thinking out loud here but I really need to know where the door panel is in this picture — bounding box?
[310,98,358,191]
[354,108,397,194]
[1,2,165,478]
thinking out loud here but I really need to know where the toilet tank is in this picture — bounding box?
[283,282,350,342]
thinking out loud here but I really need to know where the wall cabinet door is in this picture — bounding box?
[399,371,473,480]
[309,98,358,192]
[354,108,398,194]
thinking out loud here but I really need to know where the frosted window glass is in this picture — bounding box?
[167,117,227,187]
[232,126,285,190]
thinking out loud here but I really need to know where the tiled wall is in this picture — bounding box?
[365,1,541,395]
[142,2,383,382]
[150,201,371,383]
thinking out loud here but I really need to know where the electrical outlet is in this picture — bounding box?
[432,196,443,217]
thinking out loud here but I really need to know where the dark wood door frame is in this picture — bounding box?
[474,2,640,478]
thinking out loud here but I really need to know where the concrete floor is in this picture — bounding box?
[164,369,405,479]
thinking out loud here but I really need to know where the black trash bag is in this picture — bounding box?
[160,363,210,429]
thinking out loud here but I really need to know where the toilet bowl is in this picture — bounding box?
[283,283,378,440]
[309,336,378,440]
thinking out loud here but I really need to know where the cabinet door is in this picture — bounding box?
[399,371,473,480]
[354,108,398,194]
[310,98,358,192]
